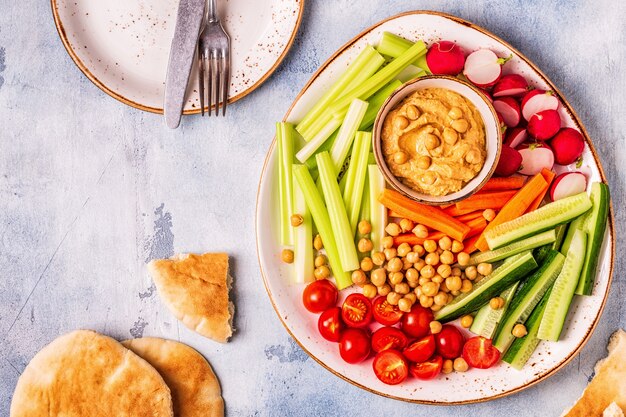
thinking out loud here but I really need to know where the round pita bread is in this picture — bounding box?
[122,337,224,417]
[10,330,173,417]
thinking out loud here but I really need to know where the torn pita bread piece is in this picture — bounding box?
[149,253,234,343]
[563,329,626,417]
[122,337,224,417]
[10,330,173,417]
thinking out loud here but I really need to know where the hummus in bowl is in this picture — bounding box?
[373,76,501,205]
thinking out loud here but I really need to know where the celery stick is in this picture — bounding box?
[359,80,403,130]
[377,32,431,72]
[356,172,371,260]
[304,131,337,172]
[277,122,294,245]
[293,165,352,289]
[293,171,314,283]
[295,116,342,163]
[343,132,372,235]
[296,46,385,139]
[368,152,376,164]
[368,164,387,252]
[316,152,360,273]
[330,99,368,172]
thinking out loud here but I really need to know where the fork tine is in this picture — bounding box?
[207,49,213,116]
[198,49,205,116]
[214,50,221,116]
[221,50,229,116]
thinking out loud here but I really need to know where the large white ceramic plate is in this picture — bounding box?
[256,11,615,404]
[52,0,304,113]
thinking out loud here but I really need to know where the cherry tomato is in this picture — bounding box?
[462,336,501,369]
[373,349,409,385]
[435,325,464,359]
[371,327,408,353]
[372,296,404,326]
[318,307,344,342]
[409,355,443,380]
[339,328,371,364]
[302,280,338,313]
[401,305,433,338]
[341,293,373,328]
[403,334,436,363]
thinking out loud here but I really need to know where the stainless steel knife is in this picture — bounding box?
[164,0,206,129]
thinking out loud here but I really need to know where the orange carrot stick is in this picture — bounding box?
[379,189,470,242]
[455,190,517,212]
[444,205,479,217]
[479,175,526,192]
[525,169,556,213]
[466,216,488,238]
[474,172,549,251]
[455,211,484,223]
[463,234,482,254]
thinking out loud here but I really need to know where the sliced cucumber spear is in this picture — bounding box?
[468,229,556,266]
[534,224,568,264]
[537,229,587,342]
[470,282,519,339]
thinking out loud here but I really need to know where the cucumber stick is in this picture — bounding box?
[502,287,552,370]
[434,252,538,323]
[537,229,587,341]
[493,250,565,352]
[485,192,592,250]
[468,230,555,265]
[534,224,568,264]
[470,282,519,339]
[576,182,610,295]
[560,214,586,255]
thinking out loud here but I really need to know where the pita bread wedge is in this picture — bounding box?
[148,253,234,343]
[10,330,173,417]
[122,337,224,417]
[563,330,626,417]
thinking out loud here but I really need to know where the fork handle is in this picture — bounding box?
[207,0,218,22]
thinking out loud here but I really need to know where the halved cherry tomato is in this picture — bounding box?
[318,307,344,342]
[302,280,337,313]
[371,327,408,353]
[403,334,436,363]
[339,328,371,364]
[401,305,433,338]
[409,355,443,380]
[434,325,464,359]
[462,336,501,369]
[341,293,372,328]
[373,349,409,385]
[372,296,404,326]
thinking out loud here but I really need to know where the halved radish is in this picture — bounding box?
[493,97,521,128]
[550,128,585,165]
[527,109,561,141]
[505,127,528,148]
[492,74,529,97]
[550,172,587,201]
[521,89,559,121]
[518,143,554,175]
[495,144,522,177]
[463,49,512,88]
[495,112,507,135]
[426,41,466,75]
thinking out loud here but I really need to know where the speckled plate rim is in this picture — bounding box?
[50,0,305,115]
[255,10,615,405]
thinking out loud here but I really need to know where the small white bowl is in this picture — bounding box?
[372,75,502,205]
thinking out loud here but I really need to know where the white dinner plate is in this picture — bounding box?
[52,0,304,113]
[255,11,615,404]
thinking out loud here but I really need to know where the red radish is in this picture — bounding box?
[492,74,529,97]
[521,89,559,121]
[426,41,465,75]
[496,112,507,135]
[495,145,522,177]
[518,143,555,175]
[527,109,561,140]
[550,128,585,165]
[505,127,528,148]
[550,172,587,201]
[493,97,521,128]
[463,49,512,88]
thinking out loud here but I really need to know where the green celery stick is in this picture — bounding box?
[342,132,372,235]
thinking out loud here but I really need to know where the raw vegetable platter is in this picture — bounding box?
[255,11,614,403]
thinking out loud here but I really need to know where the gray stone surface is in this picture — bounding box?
[0,0,624,415]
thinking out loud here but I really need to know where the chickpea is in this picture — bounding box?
[406,104,420,120]
[420,264,436,279]
[363,283,377,298]
[442,127,458,146]
[378,284,392,296]
[477,263,493,276]
[290,214,304,227]
[413,244,426,257]
[424,133,440,150]
[372,251,386,266]
[442,359,454,374]
[416,155,431,170]
[394,115,409,130]
[387,291,402,306]
[358,220,372,235]
[313,234,323,250]
[440,250,455,265]
[434,291,449,306]
[437,264,452,279]
[451,290,460,296]
[465,149,481,164]
[429,320,443,334]
[423,239,437,253]
[314,255,327,268]
[465,266,478,280]
[398,297,413,313]
[447,293,455,303]
[451,267,462,277]
[351,270,367,286]
[412,224,429,239]
[425,252,440,266]
[457,252,470,266]
[399,218,414,233]
[314,265,330,280]
[397,242,412,257]
[490,297,505,310]
[512,324,528,338]
[414,286,423,298]
[446,276,462,292]
[389,271,404,285]
[438,236,452,251]
[395,282,410,295]
[281,249,294,264]
[422,281,440,297]
[419,294,434,308]
[370,268,387,287]
[393,151,409,165]
[360,257,374,272]
[431,274,444,284]
[453,357,469,372]
[404,292,417,303]
[357,238,373,253]
[385,223,402,237]
[460,279,473,293]
[448,107,463,120]
[460,315,474,328]
[440,280,450,293]
[483,209,496,222]
[418,277,431,287]
[421,171,437,185]
[403,258,414,271]
[451,240,464,253]
[382,235,394,249]
[451,118,469,133]
[414,259,426,271]
[384,248,397,261]
[405,268,419,283]
[406,251,420,264]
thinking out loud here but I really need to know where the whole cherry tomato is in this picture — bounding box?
[339,328,371,364]
[302,280,338,313]
[401,305,433,338]
[435,325,464,359]
[318,307,344,342]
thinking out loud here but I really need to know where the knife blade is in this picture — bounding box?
[164,0,206,129]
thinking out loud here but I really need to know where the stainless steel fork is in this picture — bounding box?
[198,0,231,116]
